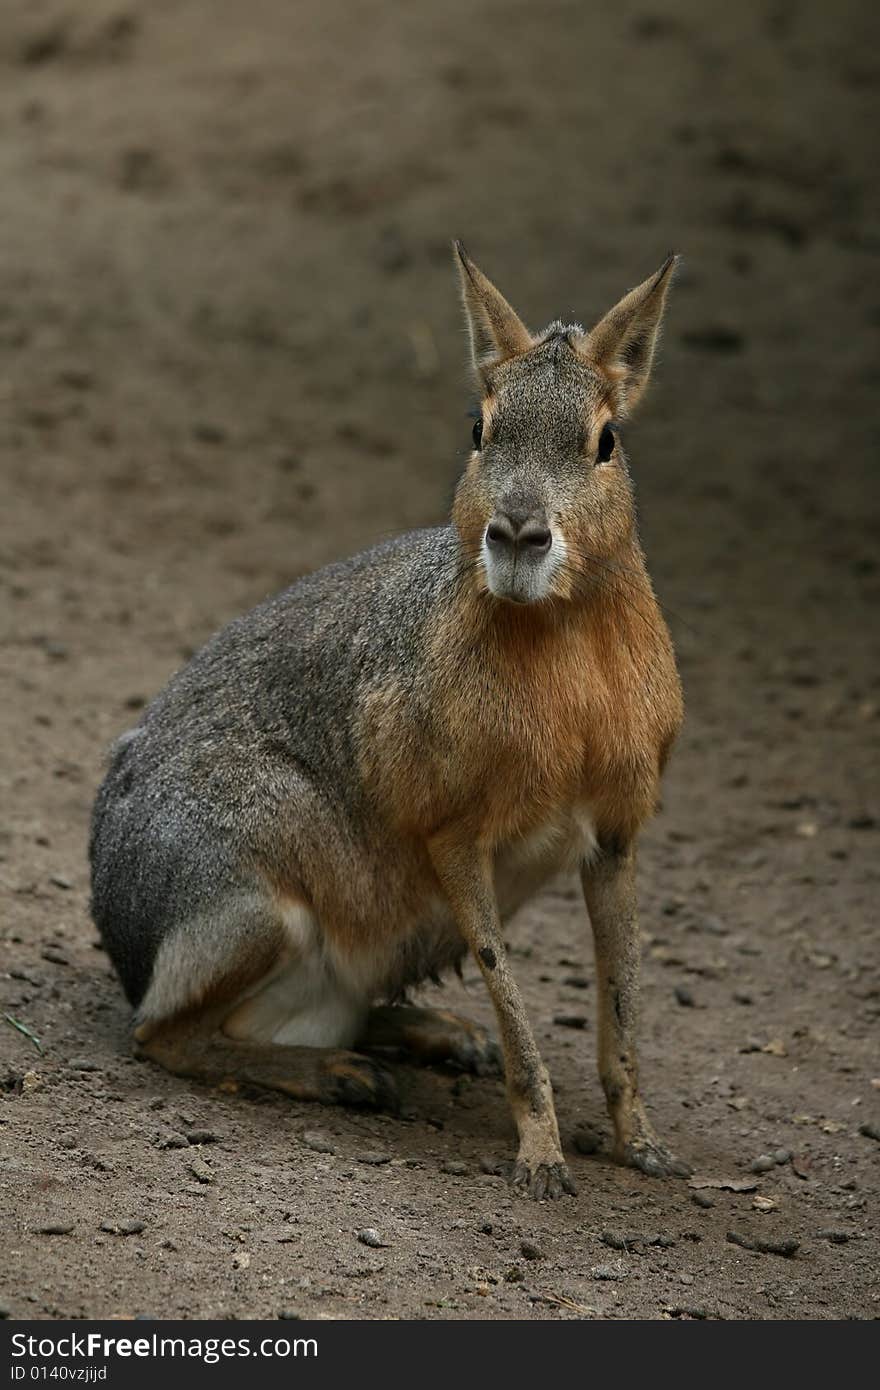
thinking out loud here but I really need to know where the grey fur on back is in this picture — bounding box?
[90,527,462,1007]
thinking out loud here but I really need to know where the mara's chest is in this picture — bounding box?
[434,612,681,842]
[357,598,681,845]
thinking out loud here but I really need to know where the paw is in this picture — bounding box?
[511,1157,578,1201]
[387,1008,503,1077]
[319,1052,400,1113]
[446,1024,503,1078]
[617,1135,692,1179]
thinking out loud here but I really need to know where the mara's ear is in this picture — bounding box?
[582,253,678,413]
[453,240,532,377]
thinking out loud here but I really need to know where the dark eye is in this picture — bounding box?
[597,422,615,463]
[472,418,483,450]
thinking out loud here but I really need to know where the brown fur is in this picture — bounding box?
[357,549,681,848]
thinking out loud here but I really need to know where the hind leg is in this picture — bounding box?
[359,1004,501,1076]
[135,1014,398,1110]
[133,894,398,1110]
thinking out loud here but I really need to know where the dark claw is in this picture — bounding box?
[511,1159,578,1200]
[450,1030,503,1078]
[620,1137,692,1178]
[474,1038,504,1077]
[322,1054,400,1114]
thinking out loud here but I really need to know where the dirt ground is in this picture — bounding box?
[1,0,878,1322]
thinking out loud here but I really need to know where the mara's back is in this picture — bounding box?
[98,525,459,804]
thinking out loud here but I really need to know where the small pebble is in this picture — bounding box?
[601,1230,631,1251]
[857,1122,880,1142]
[100,1219,146,1236]
[355,1151,391,1166]
[674,985,695,1007]
[277,1310,303,1320]
[186,1129,219,1146]
[68,1058,100,1072]
[553,1014,588,1030]
[818,1230,849,1244]
[520,1241,542,1261]
[49,874,73,890]
[189,1159,214,1184]
[152,1129,189,1150]
[665,1304,708,1320]
[41,948,70,965]
[357,1228,389,1249]
[750,1154,776,1174]
[692,1192,714,1209]
[36,1222,74,1235]
[479,1222,493,1235]
[441,1159,469,1176]
[592,1263,628,1281]
[10,969,43,986]
[772,1148,791,1165]
[301,1131,335,1155]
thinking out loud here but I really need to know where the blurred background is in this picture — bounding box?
[3,0,877,860]
[1,0,878,1320]
[2,2,877,686]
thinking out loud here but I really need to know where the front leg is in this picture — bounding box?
[581,839,691,1178]
[429,828,576,1200]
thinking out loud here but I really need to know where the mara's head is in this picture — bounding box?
[451,241,677,606]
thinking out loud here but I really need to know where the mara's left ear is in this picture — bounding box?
[582,254,678,413]
[453,240,532,378]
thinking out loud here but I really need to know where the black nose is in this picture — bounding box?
[486,512,552,556]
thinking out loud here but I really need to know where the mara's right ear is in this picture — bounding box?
[583,254,679,414]
[453,240,532,377]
